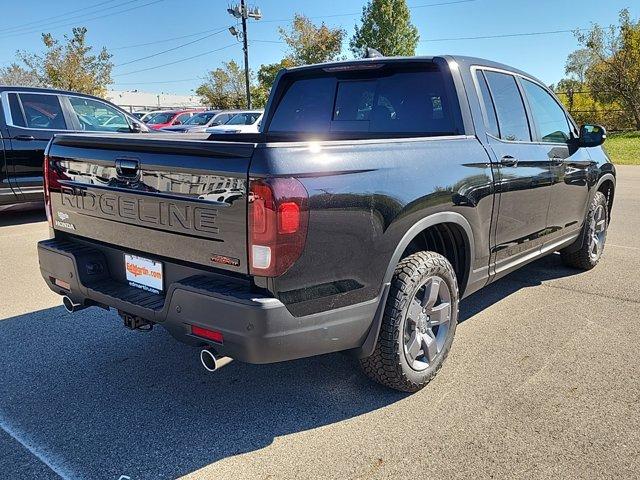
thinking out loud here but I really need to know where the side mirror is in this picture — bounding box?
[579,124,606,147]
[173,120,181,125]
[130,122,142,133]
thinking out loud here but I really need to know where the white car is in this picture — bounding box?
[205,111,263,134]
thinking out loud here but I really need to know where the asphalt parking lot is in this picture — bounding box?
[1,166,639,480]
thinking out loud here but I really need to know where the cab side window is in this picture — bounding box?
[68,96,130,132]
[484,71,531,142]
[9,93,67,130]
[521,79,572,143]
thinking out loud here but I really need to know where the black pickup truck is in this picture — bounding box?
[37,56,615,392]
[0,86,146,211]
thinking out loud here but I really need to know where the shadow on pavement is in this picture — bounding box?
[460,252,580,322]
[0,305,406,479]
[0,208,46,227]
[0,252,583,479]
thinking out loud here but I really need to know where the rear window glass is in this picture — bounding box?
[269,67,457,136]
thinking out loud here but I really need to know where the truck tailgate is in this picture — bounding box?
[47,133,254,274]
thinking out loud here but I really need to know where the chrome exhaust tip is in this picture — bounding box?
[200,348,233,372]
[62,295,79,313]
[62,295,86,313]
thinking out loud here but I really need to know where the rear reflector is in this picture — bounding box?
[53,278,71,290]
[191,325,224,344]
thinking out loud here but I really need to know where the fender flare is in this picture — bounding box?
[355,212,475,359]
[562,172,616,255]
[381,212,475,287]
[595,173,616,199]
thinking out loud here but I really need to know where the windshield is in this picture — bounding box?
[225,112,261,125]
[184,112,216,125]
[146,112,175,124]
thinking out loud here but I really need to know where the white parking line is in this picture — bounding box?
[0,417,76,479]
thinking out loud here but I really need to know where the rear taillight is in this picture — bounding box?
[43,155,53,227]
[249,178,309,277]
[43,155,66,228]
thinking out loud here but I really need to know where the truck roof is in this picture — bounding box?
[284,55,545,88]
[0,85,110,99]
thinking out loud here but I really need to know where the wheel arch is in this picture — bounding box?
[383,212,475,297]
[596,173,615,221]
[355,212,475,360]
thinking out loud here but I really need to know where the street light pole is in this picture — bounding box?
[240,0,251,109]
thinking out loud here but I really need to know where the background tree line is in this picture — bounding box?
[553,9,640,131]
[0,1,638,132]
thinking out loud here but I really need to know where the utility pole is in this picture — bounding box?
[240,0,251,108]
[227,2,262,109]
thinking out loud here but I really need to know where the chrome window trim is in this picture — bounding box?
[1,90,136,132]
[471,65,576,147]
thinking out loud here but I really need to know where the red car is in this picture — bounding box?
[144,109,202,130]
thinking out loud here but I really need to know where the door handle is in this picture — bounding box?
[14,135,35,141]
[500,155,518,167]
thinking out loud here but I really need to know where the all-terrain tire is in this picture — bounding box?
[561,191,609,270]
[360,251,459,392]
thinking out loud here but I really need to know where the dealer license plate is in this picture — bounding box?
[124,254,163,294]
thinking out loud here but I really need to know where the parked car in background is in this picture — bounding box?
[205,110,263,134]
[145,109,200,130]
[160,110,237,133]
[132,110,156,121]
[0,86,147,211]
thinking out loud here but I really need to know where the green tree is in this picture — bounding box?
[252,58,296,107]
[564,48,597,84]
[575,9,640,129]
[196,60,248,109]
[350,0,419,57]
[9,27,112,96]
[278,14,345,65]
[0,63,44,87]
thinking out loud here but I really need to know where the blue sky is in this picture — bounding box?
[0,0,635,94]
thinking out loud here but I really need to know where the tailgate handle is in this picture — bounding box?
[115,158,139,178]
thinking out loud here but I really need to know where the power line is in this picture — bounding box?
[0,0,166,39]
[113,44,239,77]
[116,27,230,67]
[258,0,476,23]
[421,28,589,42]
[0,0,121,32]
[252,27,590,46]
[112,77,203,86]
[111,27,228,51]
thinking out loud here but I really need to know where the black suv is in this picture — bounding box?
[0,86,146,210]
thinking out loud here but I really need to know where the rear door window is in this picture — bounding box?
[475,71,500,138]
[12,93,67,130]
[269,66,457,136]
[483,71,531,142]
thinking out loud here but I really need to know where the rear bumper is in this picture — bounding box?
[37,238,377,363]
